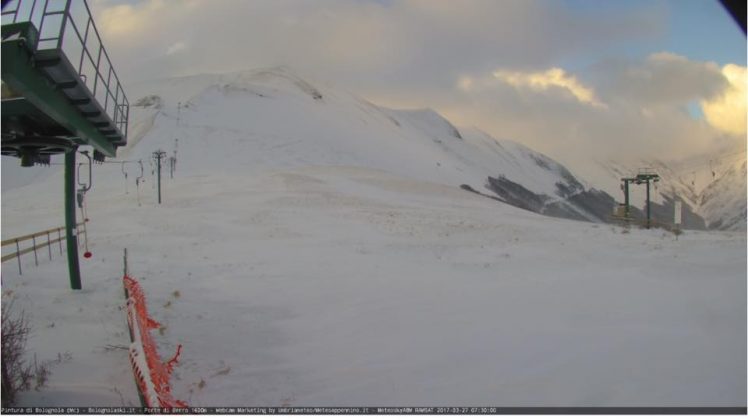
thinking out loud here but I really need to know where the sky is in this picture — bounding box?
[88,0,746,167]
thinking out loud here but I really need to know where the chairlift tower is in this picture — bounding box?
[620,177,637,220]
[620,168,660,229]
[634,169,660,229]
[2,0,129,289]
[153,149,166,204]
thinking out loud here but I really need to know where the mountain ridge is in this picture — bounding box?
[3,67,743,230]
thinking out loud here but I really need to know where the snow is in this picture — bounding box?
[1,156,60,191]
[1,68,745,407]
[113,67,600,202]
[699,159,747,230]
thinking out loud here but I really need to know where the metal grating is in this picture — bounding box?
[2,0,129,141]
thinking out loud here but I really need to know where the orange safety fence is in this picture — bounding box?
[123,275,186,408]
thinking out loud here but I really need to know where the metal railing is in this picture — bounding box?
[1,221,86,274]
[2,0,129,141]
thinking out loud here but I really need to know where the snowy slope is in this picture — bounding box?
[114,68,483,188]
[3,66,619,227]
[1,67,745,407]
[2,166,746,407]
[700,158,747,230]
[459,129,617,223]
[107,67,616,225]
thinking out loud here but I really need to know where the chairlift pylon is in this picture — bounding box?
[136,159,144,206]
[121,161,129,194]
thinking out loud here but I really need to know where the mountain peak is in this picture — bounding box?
[221,66,324,101]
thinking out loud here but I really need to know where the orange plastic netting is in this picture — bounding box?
[123,275,186,408]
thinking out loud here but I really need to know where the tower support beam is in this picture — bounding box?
[1,36,116,157]
[621,170,659,229]
[65,150,82,289]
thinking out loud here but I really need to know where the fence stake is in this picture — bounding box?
[47,232,52,260]
[32,236,38,266]
[123,248,128,278]
[16,239,22,275]
[58,228,63,255]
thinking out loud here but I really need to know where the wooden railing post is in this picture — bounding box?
[2,222,89,274]
[15,239,21,275]
[32,236,38,266]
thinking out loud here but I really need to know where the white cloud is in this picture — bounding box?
[96,0,171,38]
[702,64,747,136]
[438,56,744,166]
[166,42,187,56]
[491,68,606,108]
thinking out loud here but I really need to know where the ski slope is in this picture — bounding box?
[111,67,603,202]
[1,68,745,407]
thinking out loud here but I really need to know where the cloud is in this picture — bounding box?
[592,52,728,107]
[87,1,740,167]
[96,0,170,38]
[701,64,747,136]
[491,68,605,108]
[166,42,187,56]
[434,56,744,167]
[91,0,662,88]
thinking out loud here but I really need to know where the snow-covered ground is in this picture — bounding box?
[1,68,745,407]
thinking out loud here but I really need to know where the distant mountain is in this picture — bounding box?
[585,151,745,231]
[5,66,742,230]
[699,159,747,230]
[114,67,623,226]
[447,129,616,223]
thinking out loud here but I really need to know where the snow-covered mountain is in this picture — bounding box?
[699,157,747,230]
[580,149,746,231]
[4,67,743,230]
[103,67,620,226]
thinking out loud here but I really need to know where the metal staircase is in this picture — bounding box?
[2,0,129,166]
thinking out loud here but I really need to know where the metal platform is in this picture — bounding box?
[2,0,128,164]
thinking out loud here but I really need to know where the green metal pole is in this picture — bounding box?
[153,150,165,204]
[65,150,82,289]
[157,154,162,204]
[645,179,651,229]
[624,180,630,219]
